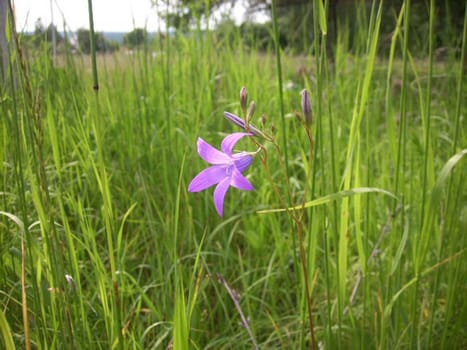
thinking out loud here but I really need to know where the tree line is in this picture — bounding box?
[20,20,148,54]
[157,0,465,55]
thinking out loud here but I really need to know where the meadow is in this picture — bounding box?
[1,1,466,349]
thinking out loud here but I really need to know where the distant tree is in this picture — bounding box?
[76,29,91,53]
[46,24,63,44]
[153,0,225,30]
[32,19,64,47]
[123,28,148,48]
[77,28,119,54]
[34,17,45,35]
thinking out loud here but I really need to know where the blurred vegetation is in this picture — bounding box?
[18,22,120,55]
[31,18,64,48]
[76,28,119,54]
[12,0,465,57]
[158,0,465,56]
[123,28,148,48]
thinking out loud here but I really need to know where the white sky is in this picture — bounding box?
[13,0,261,33]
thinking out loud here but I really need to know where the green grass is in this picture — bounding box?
[1,1,466,349]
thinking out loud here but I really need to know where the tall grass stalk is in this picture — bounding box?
[432,7,467,349]
[311,0,340,347]
[87,1,124,348]
[271,1,316,347]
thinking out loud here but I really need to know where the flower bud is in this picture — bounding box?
[246,101,256,125]
[301,89,312,125]
[240,87,248,114]
[271,123,276,134]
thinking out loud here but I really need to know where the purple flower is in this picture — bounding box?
[188,132,254,217]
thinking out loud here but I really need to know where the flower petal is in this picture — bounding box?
[221,132,252,156]
[213,177,231,217]
[232,153,253,173]
[188,166,227,192]
[197,137,230,164]
[230,167,254,191]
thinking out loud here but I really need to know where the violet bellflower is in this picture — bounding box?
[188,132,254,217]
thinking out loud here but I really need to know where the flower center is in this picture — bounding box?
[225,162,235,177]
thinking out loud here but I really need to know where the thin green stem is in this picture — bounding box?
[87,0,99,92]
[271,0,289,188]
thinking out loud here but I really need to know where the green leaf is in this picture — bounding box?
[416,148,467,272]
[173,281,189,350]
[257,187,396,214]
[0,308,15,350]
[5,12,11,42]
[317,0,328,35]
